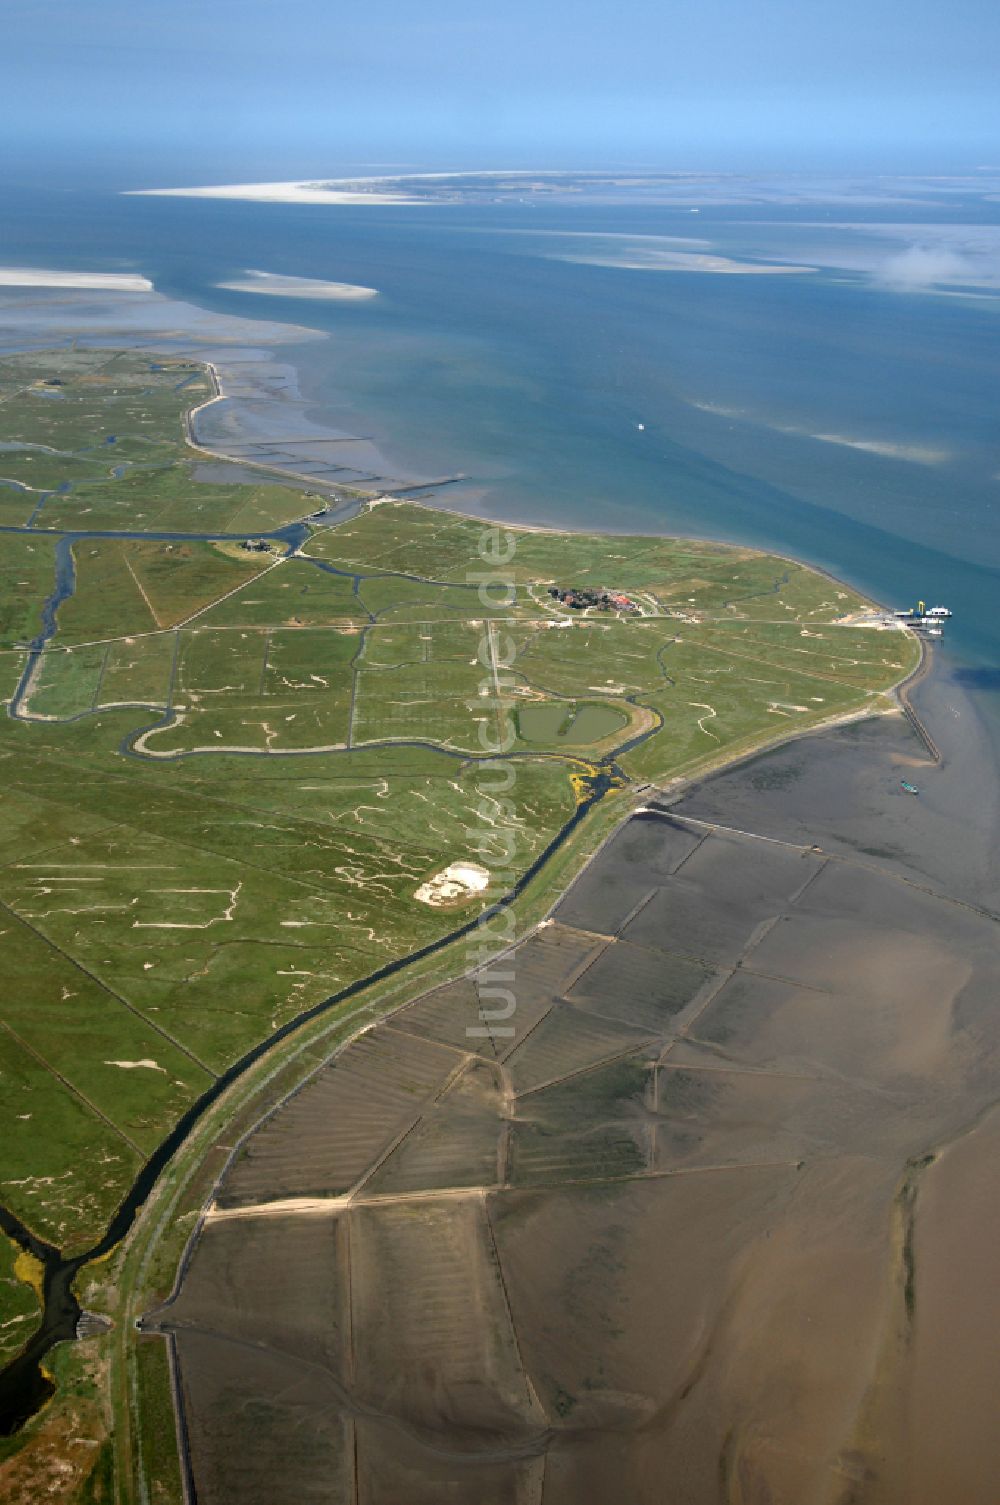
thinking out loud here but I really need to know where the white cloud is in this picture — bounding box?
[880,245,974,290]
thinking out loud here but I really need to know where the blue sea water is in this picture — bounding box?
[3,179,999,701]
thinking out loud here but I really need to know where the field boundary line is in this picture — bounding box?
[513,1035,659,1101]
[90,642,113,710]
[172,554,284,629]
[660,810,1000,921]
[0,1019,145,1155]
[120,547,163,630]
[343,1048,473,1202]
[659,1060,820,1080]
[651,810,815,851]
[481,1194,550,1426]
[0,896,218,1079]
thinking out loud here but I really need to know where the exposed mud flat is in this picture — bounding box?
[146,668,1000,1503]
[0,285,429,499]
[673,656,1000,912]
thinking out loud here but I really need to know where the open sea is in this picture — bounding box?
[3,176,1000,727]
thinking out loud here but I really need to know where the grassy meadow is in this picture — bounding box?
[0,349,918,1343]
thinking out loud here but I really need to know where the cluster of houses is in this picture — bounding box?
[547,585,639,613]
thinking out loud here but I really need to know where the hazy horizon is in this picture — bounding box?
[3,0,999,187]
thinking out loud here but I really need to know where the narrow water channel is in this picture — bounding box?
[0,760,626,1435]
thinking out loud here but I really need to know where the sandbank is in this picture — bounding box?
[550,247,816,275]
[215,271,378,301]
[0,285,323,350]
[0,268,152,291]
[125,179,419,206]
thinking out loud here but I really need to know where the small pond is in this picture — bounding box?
[517,700,628,745]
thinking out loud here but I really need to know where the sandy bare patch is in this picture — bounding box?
[414,861,490,907]
[215,271,378,301]
[551,247,815,275]
[0,267,152,291]
[125,179,418,206]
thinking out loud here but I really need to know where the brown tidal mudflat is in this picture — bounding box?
[145,677,1000,1504]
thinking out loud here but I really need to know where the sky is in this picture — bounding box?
[3,0,999,184]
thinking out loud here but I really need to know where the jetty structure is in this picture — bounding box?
[892,600,953,638]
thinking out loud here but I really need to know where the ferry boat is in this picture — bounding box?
[894,601,953,623]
